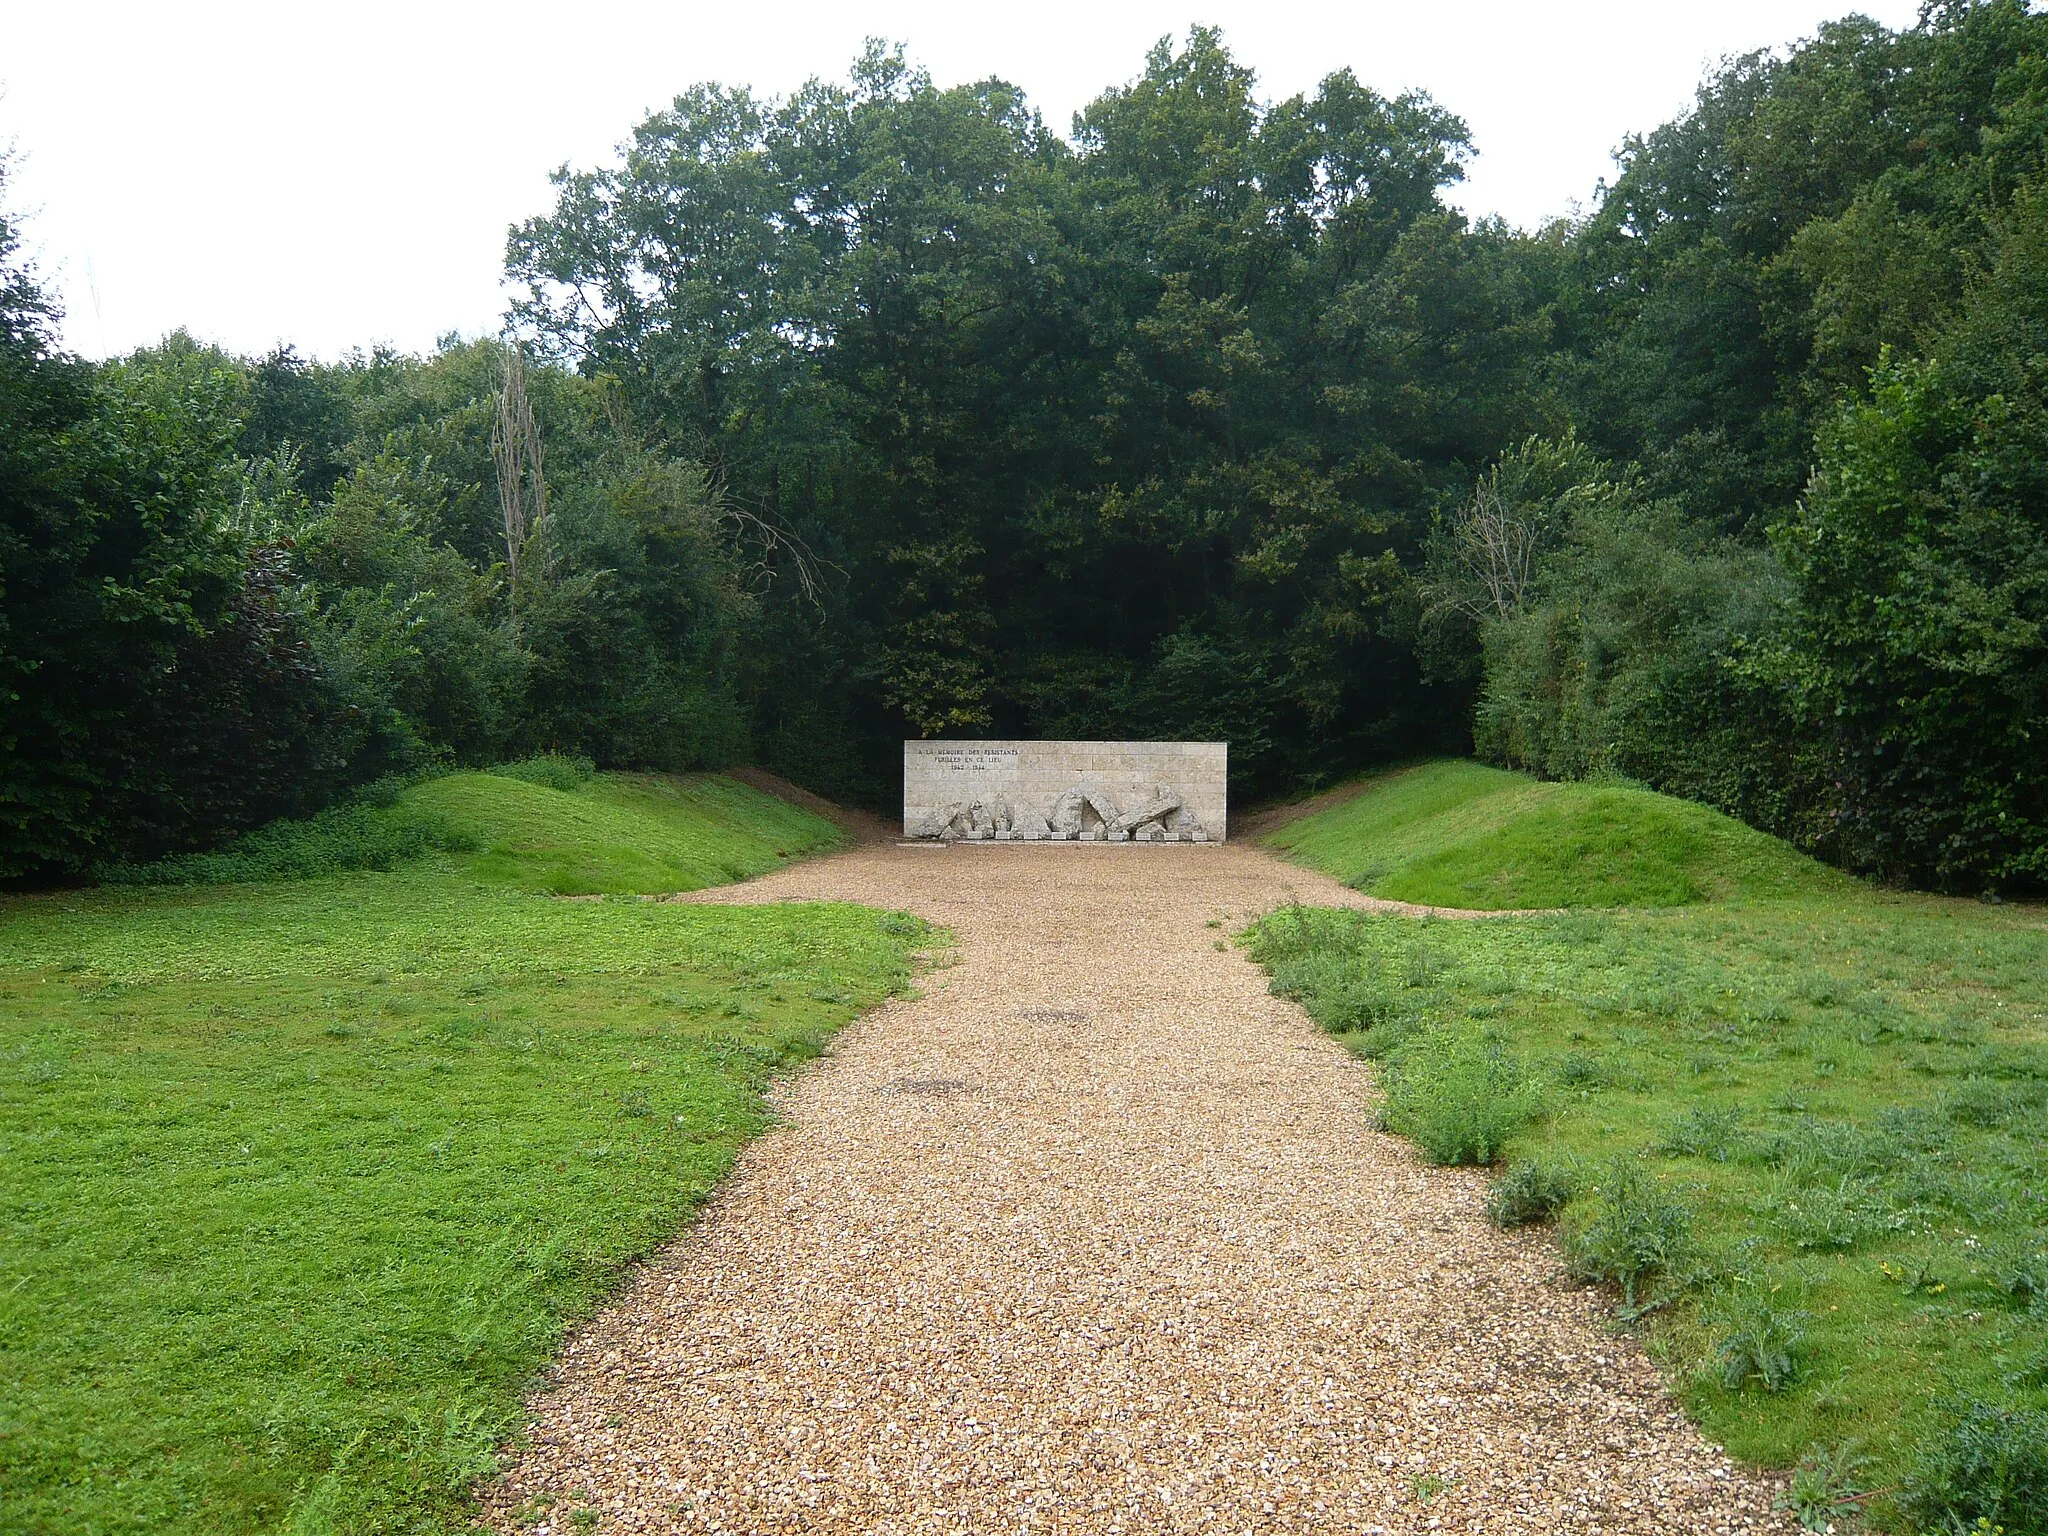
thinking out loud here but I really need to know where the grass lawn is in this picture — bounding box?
[1251,762,2048,1534]
[0,770,920,1536]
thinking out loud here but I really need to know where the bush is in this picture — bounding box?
[487,754,596,792]
[1486,1158,1578,1227]
[1562,1160,1698,1309]
[1771,343,2048,891]
[1470,481,1838,861]
[1380,1028,1538,1165]
[1899,1402,2048,1536]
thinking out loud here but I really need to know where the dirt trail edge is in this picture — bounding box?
[486,842,1790,1535]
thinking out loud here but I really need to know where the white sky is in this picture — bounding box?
[4,0,1924,361]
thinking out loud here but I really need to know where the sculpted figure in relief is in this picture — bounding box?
[999,792,1051,837]
[1110,785,1182,836]
[917,782,1204,839]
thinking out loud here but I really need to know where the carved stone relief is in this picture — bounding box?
[916,781,1209,842]
[903,740,1227,842]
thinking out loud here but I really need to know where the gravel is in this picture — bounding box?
[484,841,1792,1534]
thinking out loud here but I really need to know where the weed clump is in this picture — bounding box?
[1486,1158,1578,1228]
[1380,1028,1537,1166]
[1899,1401,2048,1536]
[1562,1160,1698,1309]
[1267,953,1419,1056]
[1254,908,1431,1057]
[1775,1442,1870,1532]
[1710,1295,1805,1392]
[1979,1239,2047,1307]
[487,754,597,791]
[1653,1106,1742,1161]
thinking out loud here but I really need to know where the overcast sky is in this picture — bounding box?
[5,1,1924,361]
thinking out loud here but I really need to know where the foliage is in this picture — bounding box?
[1900,1403,2048,1536]
[0,214,350,878]
[1379,1026,1537,1164]
[1561,0,2048,529]
[1711,1294,1807,1392]
[1776,1442,1872,1532]
[1767,280,2048,889]
[1562,1161,1700,1309]
[0,302,764,880]
[507,30,1542,795]
[1260,922,1419,1058]
[1465,5,2048,892]
[1485,1157,1579,1228]
[10,11,2048,887]
[0,771,909,1535]
[97,784,468,886]
[486,753,595,792]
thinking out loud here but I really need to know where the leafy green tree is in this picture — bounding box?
[1561,0,2048,530]
[507,30,1539,794]
[0,217,345,875]
[1768,187,2048,887]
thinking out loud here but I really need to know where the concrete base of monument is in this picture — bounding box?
[902,739,1228,842]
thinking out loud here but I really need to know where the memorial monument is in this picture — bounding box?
[903,741,1227,842]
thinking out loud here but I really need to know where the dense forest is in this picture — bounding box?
[4,0,2045,889]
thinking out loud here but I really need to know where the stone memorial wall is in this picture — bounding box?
[903,740,1227,842]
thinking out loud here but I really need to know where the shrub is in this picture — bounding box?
[1562,1160,1698,1308]
[487,754,596,792]
[1486,1158,1578,1228]
[1899,1402,2048,1536]
[1557,1051,1607,1088]
[1380,1028,1537,1166]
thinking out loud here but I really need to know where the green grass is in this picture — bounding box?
[1252,760,2048,1533]
[419,770,845,895]
[0,771,914,1536]
[1265,760,1843,909]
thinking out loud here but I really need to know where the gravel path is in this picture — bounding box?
[485,842,1792,1535]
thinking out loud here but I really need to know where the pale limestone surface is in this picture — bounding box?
[904,741,1228,841]
[485,842,1791,1536]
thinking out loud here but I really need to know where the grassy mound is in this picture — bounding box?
[1265,760,1840,908]
[105,764,844,896]
[414,770,843,895]
[0,770,901,1535]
